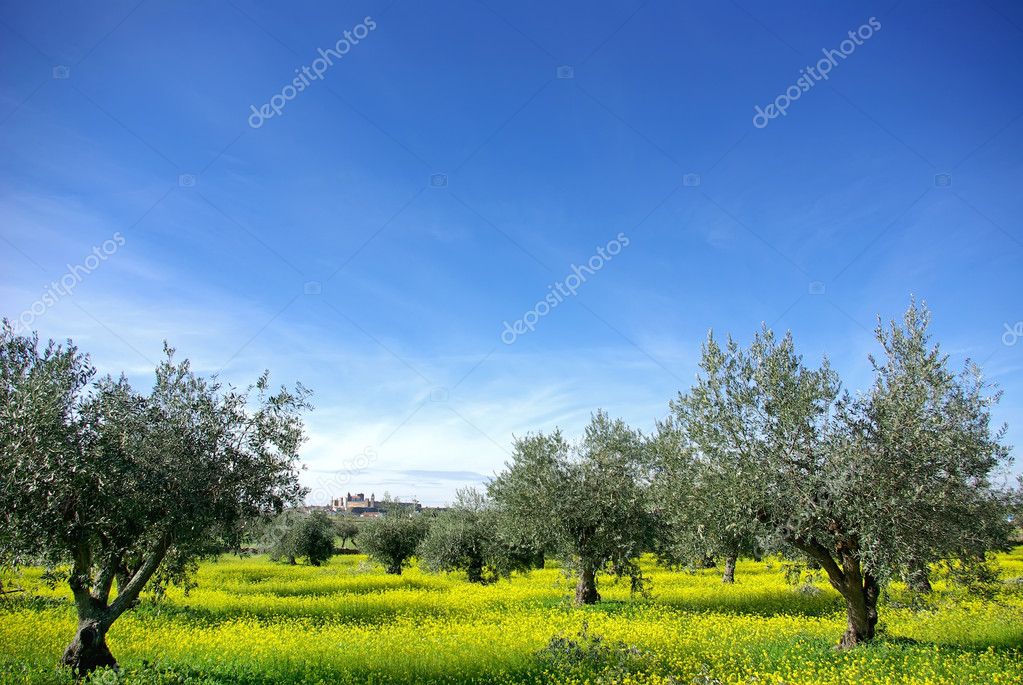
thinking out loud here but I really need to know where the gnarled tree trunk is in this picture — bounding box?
[722,553,737,583]
[65,579,119,676]
[574,564,600,604]
[790,533,879,649]
[63,534,171,675]
[837,572,879,648]
[62,618,116,675]
[831,544,879,649]
[386,563,402,574]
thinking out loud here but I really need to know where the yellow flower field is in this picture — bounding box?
[1,549,1021,684]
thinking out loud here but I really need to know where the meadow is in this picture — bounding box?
[1,549,1021,685]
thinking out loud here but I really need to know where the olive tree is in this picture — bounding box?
[489,411,652,604]
[418,488,537,583]
[0,325,309,673]
[672,302,1013,648]
[262,510,302,564]
[1014,476,1023,540]
[266,511,336,566]
[299,512,337,566]
[358,513,430,574]
[832,303,1014,605]
[649,421,763,583]
[333,515,359,550]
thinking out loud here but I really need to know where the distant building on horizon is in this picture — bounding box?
[330,491,421,516]
[331,491,376,513]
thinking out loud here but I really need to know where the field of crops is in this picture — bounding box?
[1,548,1021,684]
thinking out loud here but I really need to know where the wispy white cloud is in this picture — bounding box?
[3,254,686,504]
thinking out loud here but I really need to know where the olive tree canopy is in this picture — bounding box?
[649,420,763,583]
[333,514,359,550]
[488,411,653,604]
[0,325,310,673]
[358,512,430,574]
[265,511,336,566]
[672,302,1014,647]
[418,488,537,583]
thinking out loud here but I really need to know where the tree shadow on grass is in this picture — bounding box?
[125,595,464,627]
[530,591,843,619]
[871,633,1023,654]
[225,578,446,598]
[0,594,71,613]
[525,595,843,623]
[653,590,842,618]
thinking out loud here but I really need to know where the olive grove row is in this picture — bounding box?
[0,301,1018,675]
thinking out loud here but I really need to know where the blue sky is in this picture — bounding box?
[1,0,1021,504]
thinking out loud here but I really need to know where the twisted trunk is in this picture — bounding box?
[837,571,879,648]
[63,534,170,675]
[574,563,600,604]
[722,553,737,583]
[64,584,117,675]
[789,532,879,649]
[62,618,116,674]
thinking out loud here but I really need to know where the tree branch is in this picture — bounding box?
[68,534,98,618]
[789,535,845,590]
[91,557,120,606]
[106,533,170,621]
